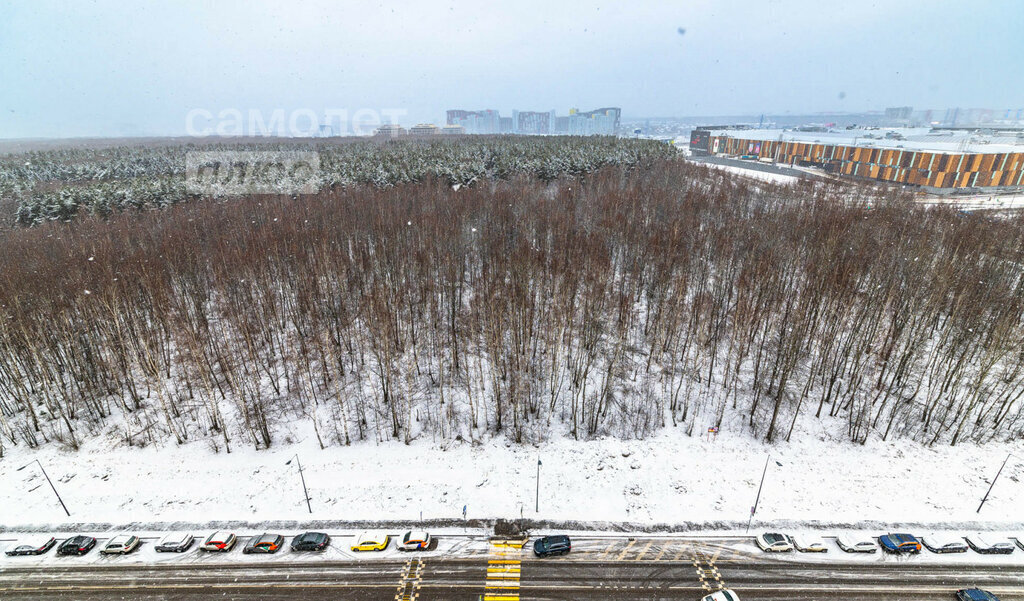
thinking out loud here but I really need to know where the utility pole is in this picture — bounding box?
[18,459,70,517]
[746,454,782,533]
[535,458,542,513]
[286,455,312,514]
[977,453,1013,514]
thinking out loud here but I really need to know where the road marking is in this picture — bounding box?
[485,541,522,601]
[653,542,669,561]
[616,539,637,560]
[691,545,725,592]
[394,557,424,601]
[598,541,617,559]
[632,540,654,561]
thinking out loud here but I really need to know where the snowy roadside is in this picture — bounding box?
[701,162,801,185]
[2,414,1021,532]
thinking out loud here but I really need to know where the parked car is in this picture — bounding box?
[921,535,968,554]
[701,589,741,601]
[755,532,794,552]
[101,534,141,554]
[291,532,330,552]
[836,534,877,553]
[156,532,195,553]
[200,531,237,552]
[957,589,1001,601]
[243,533,284,554]
[533,535,571,557]
[965,534,1015,555]
[5,537,57,556]
[792,535,827,553]
[397,530,432,551]
[351,531,389,552]
[57,535,97,556]
[879,533,921,554]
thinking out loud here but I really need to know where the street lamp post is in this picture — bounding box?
[18,459,70,517]
[977,452,1013,514]
[746,454,782,533]
[286,455,312,514]
[535,458,542,513]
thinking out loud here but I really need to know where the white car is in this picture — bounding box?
[397,530,432,551]
[155,532,194,553]
[755,532,793,552]
[965,533,1015,555]
[200,531,237,552]
[921,534,968,553]
[792,535,827,553]
[836,534,877,553]
[701,589,741,601]
[101,534,141,554]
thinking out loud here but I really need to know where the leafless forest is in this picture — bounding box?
[1,154,1023,455]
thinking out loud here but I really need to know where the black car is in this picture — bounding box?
[533,535,571,557]
[57,535,97,556]
[243,533,285,554]
[5,537,57,556]
[957,589,1001,601]
[291,531,331,552]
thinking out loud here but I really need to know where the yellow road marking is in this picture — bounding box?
[633,540,654,560]
[488,560,520,564]
[616,539,637,560]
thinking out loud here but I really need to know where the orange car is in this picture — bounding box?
[242,533,284,554]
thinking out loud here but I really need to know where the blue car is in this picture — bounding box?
[957,589,1000,601]
[879,533,921,553]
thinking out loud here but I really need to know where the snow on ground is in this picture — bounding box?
[1,412,1021,532]
[705,163,801,185]
[917,192,1024,211]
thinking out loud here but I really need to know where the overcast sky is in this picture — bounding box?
[1,0,1022,138]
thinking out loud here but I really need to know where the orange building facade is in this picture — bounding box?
[706,135,1024,190]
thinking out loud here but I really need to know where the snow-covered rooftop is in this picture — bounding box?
[706,128,1024,155]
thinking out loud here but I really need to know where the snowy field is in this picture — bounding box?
[1,412,1021,532]
[917,192,1024,212]
[704,162,801,185]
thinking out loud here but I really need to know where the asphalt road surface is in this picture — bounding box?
[1,554,1021,601]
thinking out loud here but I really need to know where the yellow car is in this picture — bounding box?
[351,531,390,552]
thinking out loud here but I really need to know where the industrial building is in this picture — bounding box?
[373,124,407,137]
[690,127,1024,191]
[408,123,440,136]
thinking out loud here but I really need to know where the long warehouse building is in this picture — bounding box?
[690,127,1024,191]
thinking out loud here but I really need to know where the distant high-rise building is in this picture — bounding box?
[567,107,621,135]
[885,106,914,121]
[446,109,501,134]
[444,107,621,135]
[515,111,552,135]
